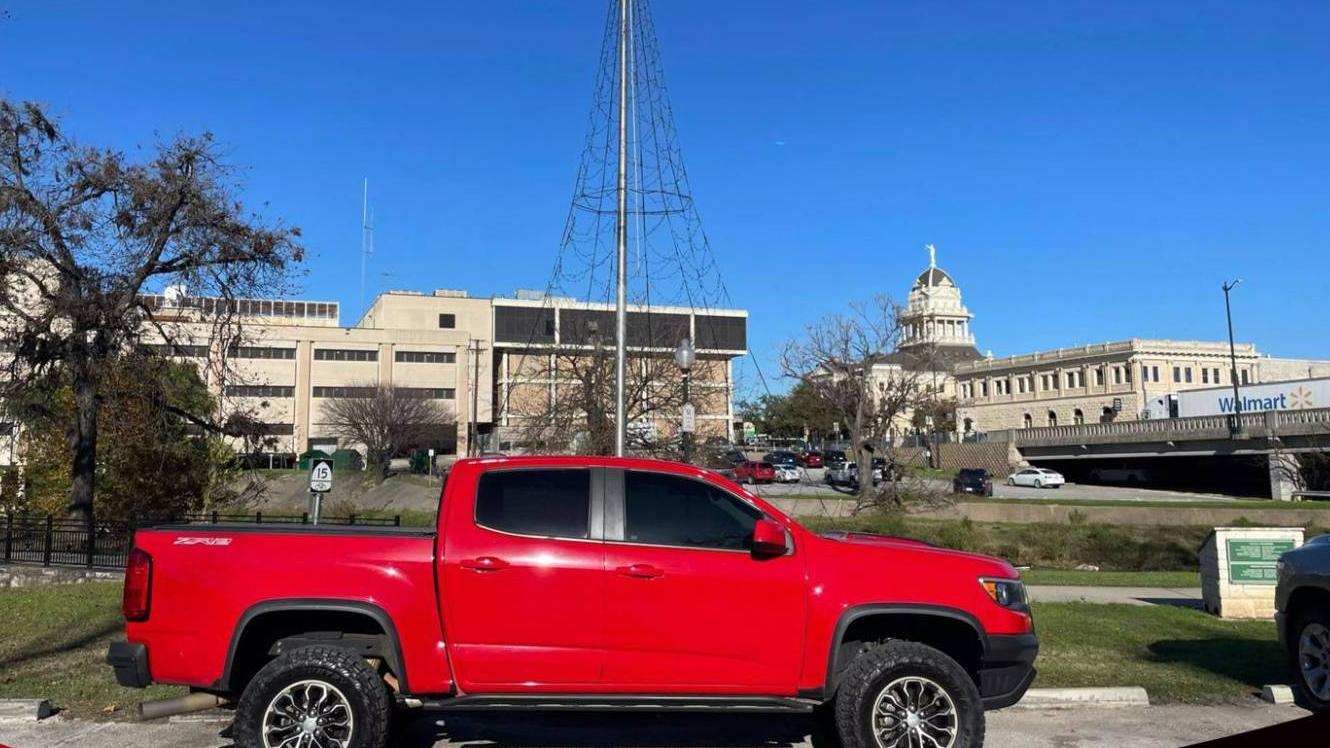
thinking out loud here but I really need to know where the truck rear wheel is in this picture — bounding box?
[234,645,392,748]
[833,641,983,748]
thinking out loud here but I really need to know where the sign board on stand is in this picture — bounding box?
[308,457,334,524]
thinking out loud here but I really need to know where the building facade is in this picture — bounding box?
[134,289,746,462]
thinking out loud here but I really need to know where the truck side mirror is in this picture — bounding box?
[751,519,788,558]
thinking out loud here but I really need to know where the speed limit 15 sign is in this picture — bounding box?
[309,458,334,493]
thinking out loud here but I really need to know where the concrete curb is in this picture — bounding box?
[1012,687,1150,709]
[0,698,54,722]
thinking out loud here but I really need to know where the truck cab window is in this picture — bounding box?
[476,469,590,539]
[623,471,761,550]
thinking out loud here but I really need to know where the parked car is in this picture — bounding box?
[1088,466,1150,484]
[850,458,893,489]
[735,460,776,484]
[764,451,800,468]
[823,449,847,467]
[1276,533,1330,712]
[719,448,746,466]
[1006,467,1065,489]
[108,455,1037,748]
[953,468,994,497]
[825,460,855,486]
[773,463,804,483]
[800,451,824,469]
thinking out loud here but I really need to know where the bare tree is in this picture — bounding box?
[320,385,456,478]
[510,332,689,457]
[779,295,937,509]
[0,100,303,526]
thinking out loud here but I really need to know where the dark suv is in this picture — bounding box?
[1276,533,1330,711]
[953,468,994,497]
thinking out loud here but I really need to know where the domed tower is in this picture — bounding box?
[900,244,979,357]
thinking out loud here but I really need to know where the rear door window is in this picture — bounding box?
[475,469,591,539]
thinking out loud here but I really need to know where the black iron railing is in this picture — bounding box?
[0,511,402,570]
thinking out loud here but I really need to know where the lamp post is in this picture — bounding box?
[1222,279,1243,435]
[675,337,696,463]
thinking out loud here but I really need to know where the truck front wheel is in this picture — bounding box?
[234,645,392,748]
[834,641,984,748]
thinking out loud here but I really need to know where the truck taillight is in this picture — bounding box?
[123,548,152,622]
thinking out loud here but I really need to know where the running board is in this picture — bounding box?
[424,695,816,713]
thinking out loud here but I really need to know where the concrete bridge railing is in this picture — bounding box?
[986,407,1330,448]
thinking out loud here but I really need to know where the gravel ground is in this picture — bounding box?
[0,703,1312,748]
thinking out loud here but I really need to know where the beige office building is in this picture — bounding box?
[135,288,747,461]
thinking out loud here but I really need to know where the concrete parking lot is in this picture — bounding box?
[0,703,1311,748]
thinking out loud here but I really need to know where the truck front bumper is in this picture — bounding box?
[979,633,1038,710]
[107,641,151,689]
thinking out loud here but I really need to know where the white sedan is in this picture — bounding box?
[774,464,804,483]
[1007,467,1066,489]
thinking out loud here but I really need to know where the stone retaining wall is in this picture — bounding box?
[1,564,124,588]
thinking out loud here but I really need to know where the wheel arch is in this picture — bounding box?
[824,604,986,696]
[218,599,408,696]
[1286,585,1330,638]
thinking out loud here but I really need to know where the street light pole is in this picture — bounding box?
[1222,279,1243,435]
[675,337,696,464]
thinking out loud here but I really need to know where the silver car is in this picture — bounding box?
[1276,533,1330,712]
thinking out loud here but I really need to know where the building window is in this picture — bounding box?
[1017,377,1027,394]
[1095,368,1104,386]
[230,346,297,360]
[1214,368,1221,384]
[399,387,456,400]
[963,418,974,433]
[147,343,210,358]
[1125,366,1133,383]
[313,348,378,362]
[1113,367,1123,385]
[1047,411,1058,427]
[1040,374,1050,391]
[395,351,457,364]
[980,381,989,397]
[312,386,377,398]
[438,313,456,329]
[1241,369,1250,385]
[225,385,295,398]
[1074,409,1085,425]
[1023,413,1033,429]
[1202,368,1209,384]
[1184,368,1193,384]
[1172,366,1181,383]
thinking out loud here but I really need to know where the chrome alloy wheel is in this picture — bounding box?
[870,676,958,748]
[1299,622,1330,702]
[262,679,355,748]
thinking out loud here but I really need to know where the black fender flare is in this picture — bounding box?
[217,598,409,694]
[821,603,987,696]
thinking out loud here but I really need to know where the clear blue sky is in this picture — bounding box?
[3,1,1328,397]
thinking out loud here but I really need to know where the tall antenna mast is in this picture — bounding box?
[359,179,374,320]
[614,0,630,456]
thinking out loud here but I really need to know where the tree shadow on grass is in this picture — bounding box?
[1148,637,1287,693]
[0,617,122,670]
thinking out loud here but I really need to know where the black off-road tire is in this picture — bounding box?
[233,645,392,748]
[1289,602,1330,713]
[834,641,984,748]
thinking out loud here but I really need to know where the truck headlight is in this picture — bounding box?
[980,578,1027,610]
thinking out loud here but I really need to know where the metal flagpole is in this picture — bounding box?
[614,0,629,456]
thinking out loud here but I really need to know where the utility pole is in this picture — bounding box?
[613,0,630,457]
[1223,279,1243,436]
[468,340,484,456]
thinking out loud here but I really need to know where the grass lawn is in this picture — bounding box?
[1031,602,1286,703]
[0,582,183,719]
[1022,569,1200,587]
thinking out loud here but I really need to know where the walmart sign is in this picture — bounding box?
[1177,378,1330,418]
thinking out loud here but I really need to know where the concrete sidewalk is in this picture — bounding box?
[1028,585,1203,607]
[0,703,1309,748]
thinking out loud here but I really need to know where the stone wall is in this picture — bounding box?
[893,442,1018,476]
[1,563,124,588]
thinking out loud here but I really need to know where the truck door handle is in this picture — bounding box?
[616,564,664,579]
[460,556,510,572]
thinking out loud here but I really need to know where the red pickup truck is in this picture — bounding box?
[108,455,1036,748]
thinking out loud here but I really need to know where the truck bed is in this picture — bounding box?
[147,522,435,538]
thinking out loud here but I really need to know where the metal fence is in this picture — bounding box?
[0,511,403,570]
